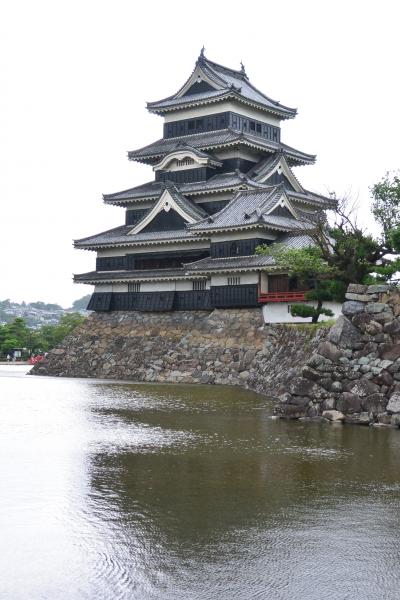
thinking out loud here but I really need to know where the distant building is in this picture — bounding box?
[75,51,335,315]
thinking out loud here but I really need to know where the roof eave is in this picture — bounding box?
[74,236,210,251]
[73,271,208,284]
[146,91,296,120]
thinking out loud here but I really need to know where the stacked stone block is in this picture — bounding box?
[276,284,400,427]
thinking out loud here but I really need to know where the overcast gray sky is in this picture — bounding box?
[1,0,399,307]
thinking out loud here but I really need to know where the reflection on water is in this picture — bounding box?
[1,365,400,599]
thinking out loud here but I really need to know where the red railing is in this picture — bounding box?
[258,291,308,303]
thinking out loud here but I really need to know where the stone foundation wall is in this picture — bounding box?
[32,308,327,397]
[276,284,400,428]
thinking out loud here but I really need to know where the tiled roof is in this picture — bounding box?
[104,181,163,203]
[287,190,337,208]
[147,54,297,119]
[185,254,275,273]
[188,187,317,234]
[74,225,207,249]
[246,154,281,180]
[128,129,241,162]
[127,129,315,166]
[162,182,208,220]
[73,268,201,283]
[277,233,315,249]
[164,142,221,162]
[103,172,246,204]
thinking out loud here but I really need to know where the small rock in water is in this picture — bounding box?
[322,410,345,422]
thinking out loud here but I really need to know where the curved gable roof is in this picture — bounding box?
[147,53,297,120]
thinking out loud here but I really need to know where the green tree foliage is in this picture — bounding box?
[0,313,86,357]
[371,171,400,241]
[290,303,334,322]
[256,171,400,322]
[71,294,92,311]
[28,301,63,311]
[255,244,338,322]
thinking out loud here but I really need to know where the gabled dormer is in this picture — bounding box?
[247,153,305,192]
[129,183,207,235]
[152,144,222,184]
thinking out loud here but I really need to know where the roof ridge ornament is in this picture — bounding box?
[240,61,248,79]
[198,46,206,62]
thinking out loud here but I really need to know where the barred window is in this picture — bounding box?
[227,277,241,286]
[176,157,194,167]
[128,282,141,292]
[193,280,206,291]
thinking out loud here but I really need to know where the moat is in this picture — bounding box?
[1,365,400,599]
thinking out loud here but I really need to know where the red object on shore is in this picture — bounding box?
[28,355,45,365]
[258,291,308,303]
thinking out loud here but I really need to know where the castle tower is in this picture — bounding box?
[74,52,334,312]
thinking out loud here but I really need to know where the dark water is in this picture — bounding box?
[1,366,400,600]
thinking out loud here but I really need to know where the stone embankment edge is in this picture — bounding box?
[276,284,400,429]
[31,308,327,400]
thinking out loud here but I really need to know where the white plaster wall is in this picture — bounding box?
[163,101,281,127]
[262,301,342,324]
[112,283,128,292]
[94,284,113,293]
[195,192,233,203]
[215,147,260,162]
[175,280,210,291]
[95,280,212,293]
[141,281,175,292]
[97,248,128,258]
[125,201,154,209]
[155,157,210,172]
[211,273,258,286]
[260,272,268,293]
[175,280,191,291]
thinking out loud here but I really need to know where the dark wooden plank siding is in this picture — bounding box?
[197,200,229,215]
[87,293,112,311]
[126,249,209,270]
[156,167,210,184]
[181,80,215,97]
[111,292,175,311]
[163,111,280,143]
[88,286,259,312]
[164,112,229,138]
[96,256,127,271]
[264,173,296,190]
[173,290,211,310]
[210,238,267,258]
[125,208,150,226]
[140,209,187,232]
[210,284,259,308]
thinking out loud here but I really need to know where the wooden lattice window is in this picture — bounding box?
[128,282,141,292]
[227,276,241,286]
[176,157,194,167]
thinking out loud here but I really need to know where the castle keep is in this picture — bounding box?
[75,51,334,313]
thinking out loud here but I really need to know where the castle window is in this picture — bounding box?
[128,282,141,292]
[228,276,241,286]
[176,157,194,167]
[193,280,206,291]
[230,241,239,256]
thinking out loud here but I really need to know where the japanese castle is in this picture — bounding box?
[75,50,334,314]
